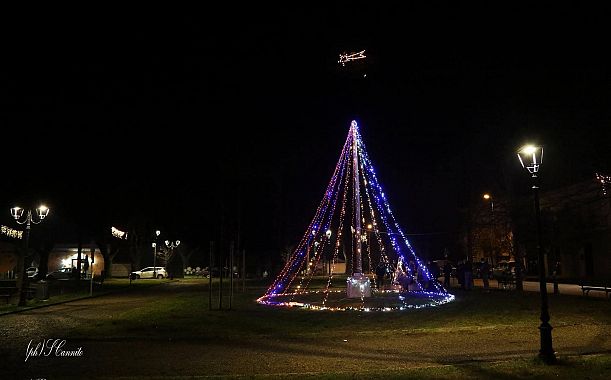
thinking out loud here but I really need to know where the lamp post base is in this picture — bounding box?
[538,322,556,364]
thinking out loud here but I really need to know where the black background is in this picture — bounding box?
[3,3,611,261]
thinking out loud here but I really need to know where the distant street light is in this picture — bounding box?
[517,144,556,364]
[10,205,50,306]
[165,239,180,249]
[306,228,316,273]
[482,193,494,212]
[153,230,161,279]
[482,193,495,263]
[165,239,181,278]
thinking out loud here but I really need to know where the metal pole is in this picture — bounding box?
[153,242,157,279]
[209,241,213,311]
[229,241,233,310]
[89,246,94,296]
[218,242,223,310]
[242,249,246,292]
[17,212,32,307]
[352,124,362,273]
[533,184,556,363]
[489,201,494,263]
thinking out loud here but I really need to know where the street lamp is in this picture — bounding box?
[482,194,494,261]
[517,144,556,363]
[322,229,332,274]
[152,230,160,279]
[306,228,316,273]
[10,205,50,306]
[165,239,180,278]
[482,193,494,212]
[165,239,180,249]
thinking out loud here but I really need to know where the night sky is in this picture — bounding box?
[3,4,611,261]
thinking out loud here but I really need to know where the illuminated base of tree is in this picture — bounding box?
[257,289,455,311]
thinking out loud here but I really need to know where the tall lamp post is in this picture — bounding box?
[517,144,556,363]
[152,230,160,279]
[165,239,180,278]
[306,228,316,274]
[482,194,494,263]
[10,205,50,306]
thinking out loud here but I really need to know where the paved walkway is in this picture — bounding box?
[446,278,609,298]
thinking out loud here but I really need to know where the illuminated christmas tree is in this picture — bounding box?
[258,121,454,311]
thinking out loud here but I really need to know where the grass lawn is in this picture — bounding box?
[59,278,610,378]
[72,278,611,339]
[240,355,611,379]
[0,277,171,315]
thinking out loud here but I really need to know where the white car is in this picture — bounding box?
[130,267,167,280]
[46,267,73,280]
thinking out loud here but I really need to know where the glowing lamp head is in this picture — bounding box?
[166,239,181,248]
[10,207,23,220]
[483,194,491,200]
[367,224,373,230]
[325,229,332,238]
[521,145,538,155]
[152,242,156,248]
[517,144,543,177]
[155,230,161,237]
[37,205,49,220]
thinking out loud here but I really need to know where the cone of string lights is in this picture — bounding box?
[257,121,454,311]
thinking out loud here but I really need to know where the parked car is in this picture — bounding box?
[46,267,73,280]
[130,267,167,280]
[492,260,516,280]
[433,260,457,278]
[473,261,494,279]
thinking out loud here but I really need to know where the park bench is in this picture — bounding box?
[0,287,17,304]
[580,281,611,298]
[498,278,516,290]
[496,274,516,290]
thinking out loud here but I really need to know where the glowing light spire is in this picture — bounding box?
[258,120,453,311]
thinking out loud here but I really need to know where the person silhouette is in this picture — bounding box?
[376,262,387,289]
[443,261,452,288]
[480,258,490,289]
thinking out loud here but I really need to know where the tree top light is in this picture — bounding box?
[517,144,543,177]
